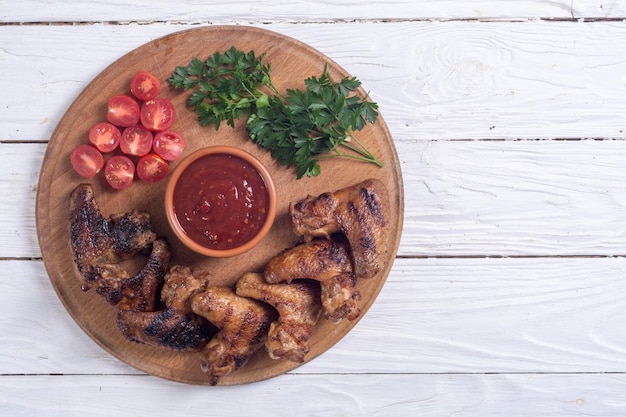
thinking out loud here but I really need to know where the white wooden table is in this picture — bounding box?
[3,1,626,415]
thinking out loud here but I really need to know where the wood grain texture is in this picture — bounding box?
[2,373,626,417]
[35,26,403,385]
[0,143,42,257]
[573,1,626,18]
[5,257,626,375]
[5,138,626,259]
[0,0,576,23]
[3,21,626,142]
[401,139,626,257]
[4,3,626,413]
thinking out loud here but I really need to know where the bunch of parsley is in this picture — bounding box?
[169,47,382,178]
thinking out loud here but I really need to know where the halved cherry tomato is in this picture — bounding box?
[137,153,169,182]
[120,125,153,156]
[107,95,140,127]
[88,122,121,153]
[153,130,185,161]
[70,144,105,178]
[104,155,135,190]
[140,98,176,132]
[130,71,161,102]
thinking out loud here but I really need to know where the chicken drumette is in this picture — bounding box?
[116,265,215,351]
[69,184,168,312]
[191,287,276,385]
[265,239,361,322]
[236,272,321,363]
[290,178,389,279]
[97,238,171,312]
[69,183,157,289]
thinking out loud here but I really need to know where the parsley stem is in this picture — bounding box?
[340,133,384,167]
[321,147,384,167]
[314,131,384,168]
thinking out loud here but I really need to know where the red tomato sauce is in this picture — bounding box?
[173,153,270,250]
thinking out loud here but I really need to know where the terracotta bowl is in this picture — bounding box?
[164,146,277,257]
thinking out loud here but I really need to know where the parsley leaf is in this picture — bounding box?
[169,48,383,178]
[169,47,275,129]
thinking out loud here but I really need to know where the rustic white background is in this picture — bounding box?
[3,1,626,416]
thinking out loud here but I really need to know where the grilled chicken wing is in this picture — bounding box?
[69,180,390,380]
[116,307,214,351]
[289,178,389,279]
[265,239,360,321]
[160,265,210,311]
[69,184,157,289]
[191,287,275,385]
[236,272,321,363]
[69,183,170,311]
[95,238,171,311]
[116,265,214,351]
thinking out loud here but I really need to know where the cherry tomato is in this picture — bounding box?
[88,122,121,153]
[107,94,140,127]
[137,153,169,182]
[130,71,161,102]
[153,130,185,161]
[104,155,135,190]
[70,144,105,178]
[120,125,153,156]
[140,98,176,132]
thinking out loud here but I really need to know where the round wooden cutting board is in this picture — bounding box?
[36,25,404,385]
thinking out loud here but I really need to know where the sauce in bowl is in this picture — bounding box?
[165,147,276,257]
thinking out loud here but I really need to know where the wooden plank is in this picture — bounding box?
[0,259,137,375]
[0,143,43,258]
[5,138,626,258]
[2,373,626,416]
[5,257,626,375]
[3,21,626,143]
[401,139,626,257]
[1,0,575,23]
[573,1,626,18]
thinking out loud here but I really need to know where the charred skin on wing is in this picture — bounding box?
[68,179,388,385]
